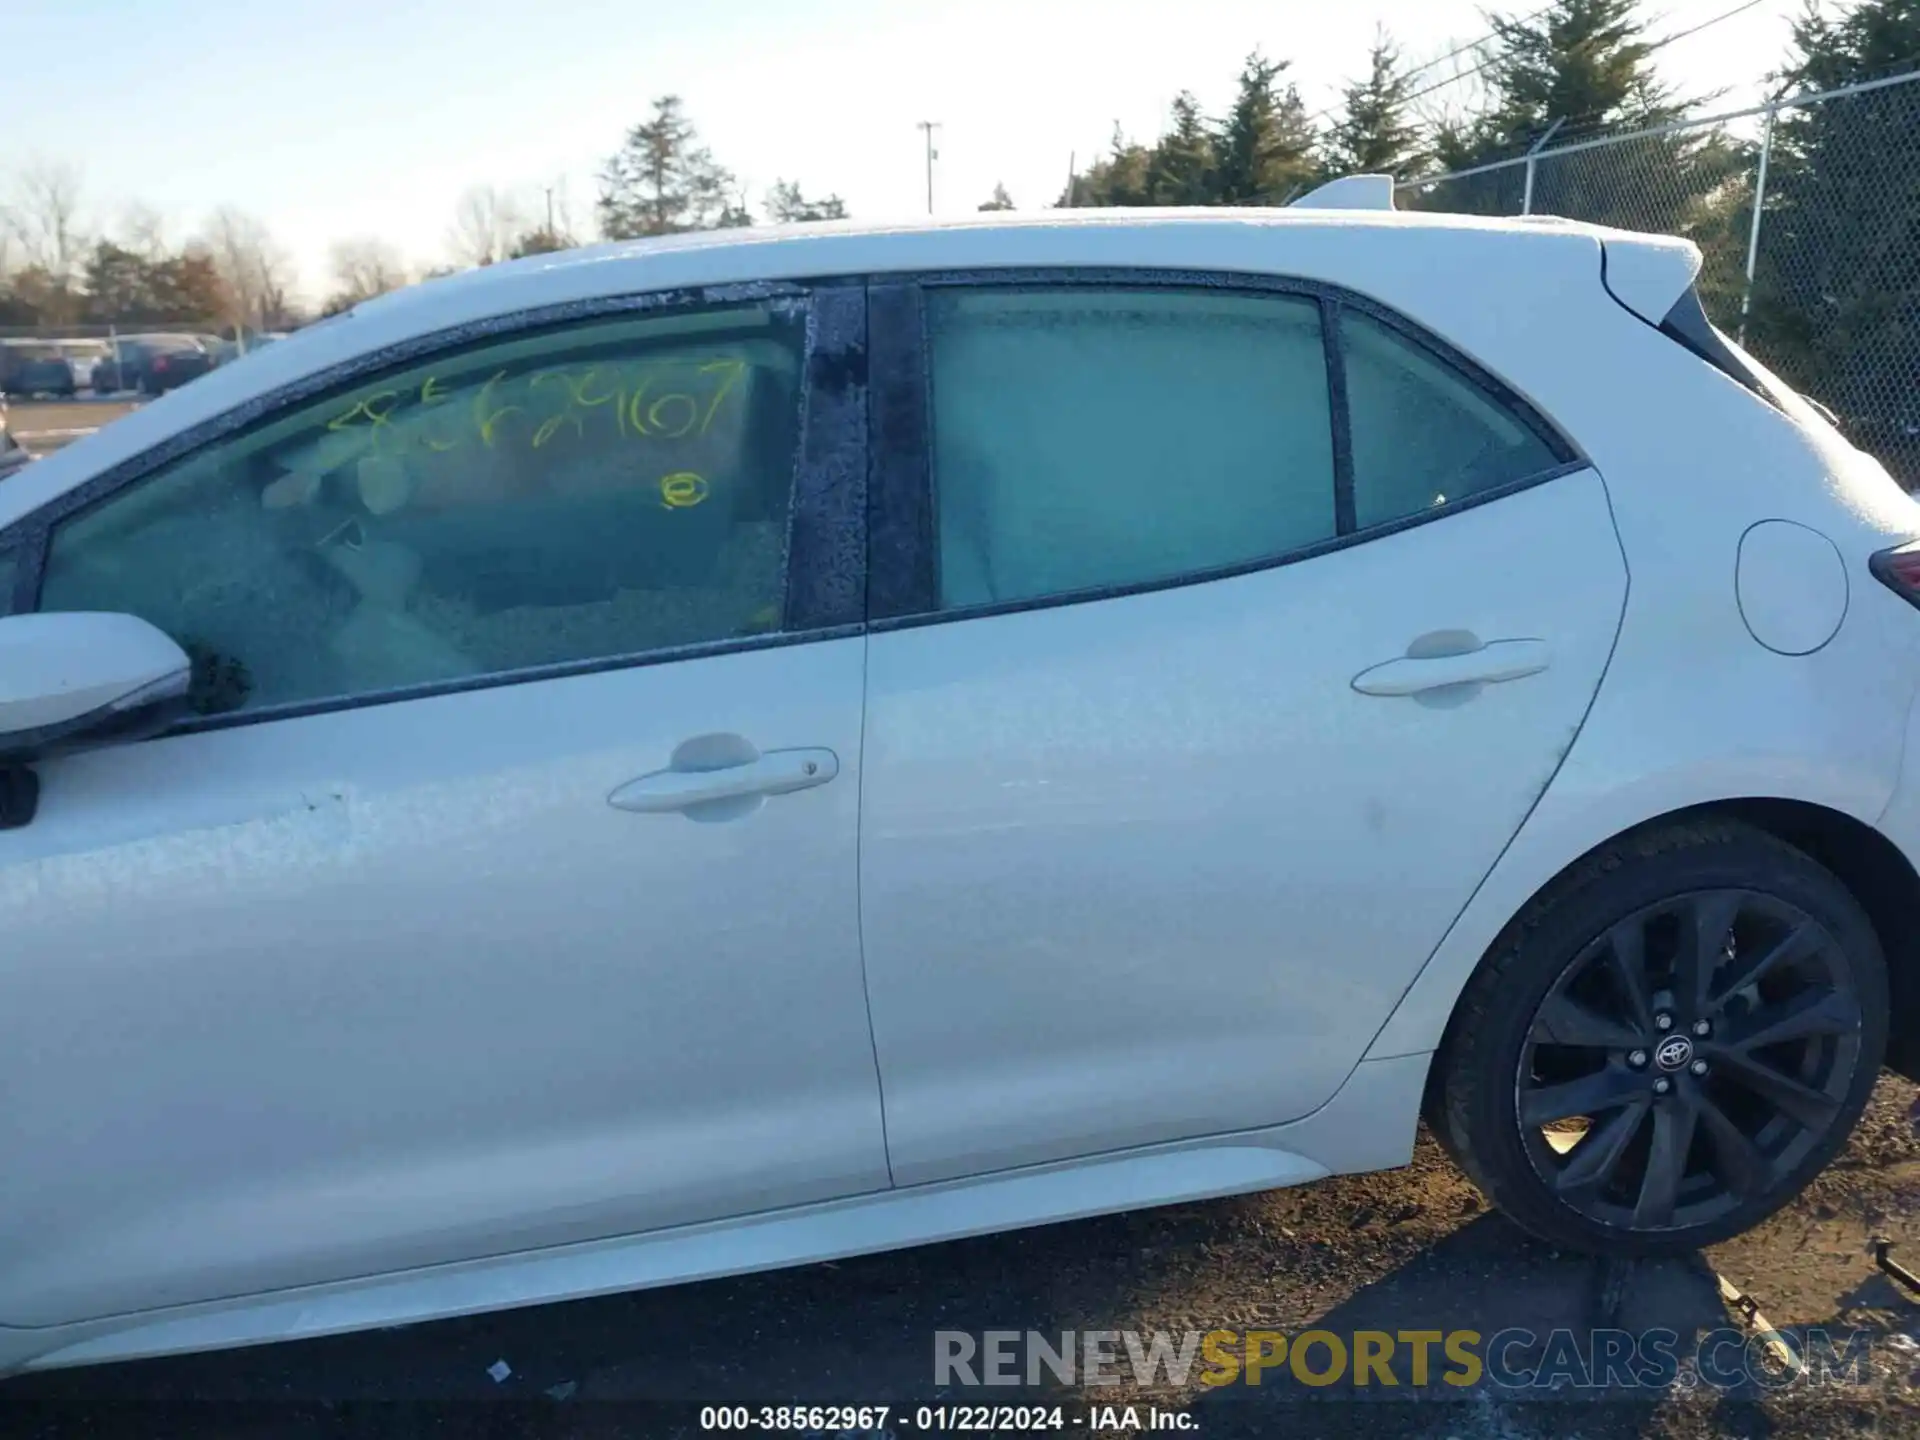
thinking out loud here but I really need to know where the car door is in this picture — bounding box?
[858,277,1628,1186]
[0,286,888,1326]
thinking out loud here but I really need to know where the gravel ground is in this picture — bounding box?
[4,1076,1917,1438]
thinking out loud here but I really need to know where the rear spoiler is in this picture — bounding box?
[1599,232,1702,325]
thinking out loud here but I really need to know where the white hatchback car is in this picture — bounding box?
[3,191,1918,1374]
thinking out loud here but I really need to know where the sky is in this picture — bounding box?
[8,0,1809,306]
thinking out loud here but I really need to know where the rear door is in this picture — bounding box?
[858,276,1628,1185]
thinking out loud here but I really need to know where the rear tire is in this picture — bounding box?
[1434,819,1886,1255]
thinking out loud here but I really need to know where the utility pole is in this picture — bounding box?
[917,120,942,214]
[545,186,556,237]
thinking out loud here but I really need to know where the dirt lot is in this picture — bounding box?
[5,398,139,455]
[3,1076,1917,1438]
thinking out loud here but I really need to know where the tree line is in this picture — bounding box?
[0,167,298,334]
[2,0,1914,437]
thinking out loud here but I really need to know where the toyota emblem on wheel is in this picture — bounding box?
[1654,1036,1696,1072]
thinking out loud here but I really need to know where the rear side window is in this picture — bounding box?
[916,282,1574,615]
[1343,309,1566,529]
[39,303,805,715]
[927,287,1336,608]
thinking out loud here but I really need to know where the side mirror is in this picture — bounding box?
[0,612,192,767]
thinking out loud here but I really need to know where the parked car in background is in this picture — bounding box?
[94,335,215,395]
[207,333,289,368]
[3,355,78,399]
[60,342,107,393]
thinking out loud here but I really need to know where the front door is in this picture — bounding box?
[857,279,1629,1185]
[0,289,888,1325]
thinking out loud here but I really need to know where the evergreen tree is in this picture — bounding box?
[1432,0,1681,188]
[1323,32,1426,179]
[978,183,1016,211]
[1748,0,1920,482]
[1144,92,1218,203]
[597,96,739,238]
[766,181,849,223]
[507,227,574,258]
[1426,0,1737,243]
[1063,124,1154,206]
[1213,52,1319,204]
[1479,0,1681,153]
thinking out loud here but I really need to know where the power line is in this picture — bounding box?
[1647,0,1770,54]
[1400,2,1559,86]
[1309,2,1557,127]
[1391,0,1774,116]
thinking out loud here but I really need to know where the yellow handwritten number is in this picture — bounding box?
[418,375,460,452]
[698,359,747,434]
[647,392,698,439]
[473,371,523,448]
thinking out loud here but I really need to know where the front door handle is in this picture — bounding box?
[1352,638,1551,697]
[608,747,839,814]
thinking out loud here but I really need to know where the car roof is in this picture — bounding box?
[0,208,1697,530]
[328,207,1683,347]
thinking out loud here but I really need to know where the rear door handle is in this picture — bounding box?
[1352,639,1551,697]
[608,747,839,814]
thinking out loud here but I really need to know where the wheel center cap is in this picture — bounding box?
[1654,1035,1695,1072]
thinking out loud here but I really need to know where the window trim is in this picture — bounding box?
[866,266,1585,629]
[2,279,870,735]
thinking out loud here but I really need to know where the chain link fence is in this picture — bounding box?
[1402,69,1920,488]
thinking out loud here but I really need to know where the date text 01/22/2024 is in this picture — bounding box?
[696,1405,1198,1433]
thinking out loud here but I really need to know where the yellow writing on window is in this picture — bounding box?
[323,355,753,461]
[659,472,709,508]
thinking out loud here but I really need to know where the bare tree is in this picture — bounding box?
[448,184,528,268]
[4,160,88,289]
[118,202,170,263]
[199,207,298,331]
[325,237,408,313]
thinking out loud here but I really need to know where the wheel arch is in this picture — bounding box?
[1710,798,1920,1082]
[1389,797,1920,1087]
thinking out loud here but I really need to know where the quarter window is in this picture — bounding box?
[1343,308,1564,529]
[927,287,1336,608]
[38,303,806,716]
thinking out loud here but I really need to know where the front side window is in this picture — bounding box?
[38,302,807,716]
[927,287,1336,608]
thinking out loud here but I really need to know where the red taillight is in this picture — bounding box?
[1871,545,1920,609]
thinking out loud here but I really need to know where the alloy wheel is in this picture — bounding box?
[1515,888,1864,1233]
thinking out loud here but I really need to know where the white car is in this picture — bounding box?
[2,187,1917,1374]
